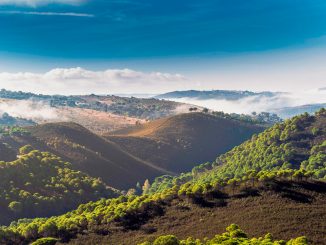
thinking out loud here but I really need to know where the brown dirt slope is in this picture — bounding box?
[68,180,326,245]
[1,122,170,189]
[106,113,265,173]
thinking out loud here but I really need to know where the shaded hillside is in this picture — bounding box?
[107,113,264,173]
[0,147,118,225]
[1,122,168,190]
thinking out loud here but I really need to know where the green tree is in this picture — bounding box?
[19,145,34,155]
[142,179,151,194]
[8,201,22,213]
[153,235,180,245]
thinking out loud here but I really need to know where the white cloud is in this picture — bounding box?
[0,10,93,17]
[0,0,84,7]
[0,67,187,95]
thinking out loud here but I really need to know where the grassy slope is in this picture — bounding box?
[107,113,264,173]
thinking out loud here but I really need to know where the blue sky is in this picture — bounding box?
[0,0,326,93]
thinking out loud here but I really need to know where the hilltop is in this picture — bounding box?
[107,113,264,173]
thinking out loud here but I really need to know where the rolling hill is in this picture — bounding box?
[0,147,118,225]
[0,110,325,244]
[106,112,265,173]
[0,123,169,190]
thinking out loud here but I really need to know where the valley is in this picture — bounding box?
[0,108,324,245]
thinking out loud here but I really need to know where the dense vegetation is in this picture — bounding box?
[138,224,307,245]
[0,146,118,225]
[211,111,283,126]
[0,110,324,244]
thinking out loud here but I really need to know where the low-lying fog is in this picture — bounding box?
[163,90,326,116]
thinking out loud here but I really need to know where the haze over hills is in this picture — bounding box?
[1,110,324,245]
[107,113,264,173]
[272,103,326,119]
[156,89,326,118]
[0,89,195,134]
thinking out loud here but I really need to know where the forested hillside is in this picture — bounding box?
[149,109,325,194]
[0,109,325,244]
[0,146,118,225]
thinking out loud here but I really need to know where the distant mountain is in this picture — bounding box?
[156,89,280,100]
[0,89,190,121]
[273,103,326,119]
[106,112,264,173]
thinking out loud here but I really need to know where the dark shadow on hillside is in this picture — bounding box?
[260,180,317,203]
[187,191,228,208]
[295,181,326,194]
[116,202,165,230]
[234,187,260,199]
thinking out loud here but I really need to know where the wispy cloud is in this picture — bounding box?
[0,10,93,17]
[0,0,85,7]
[0,67,187,95]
